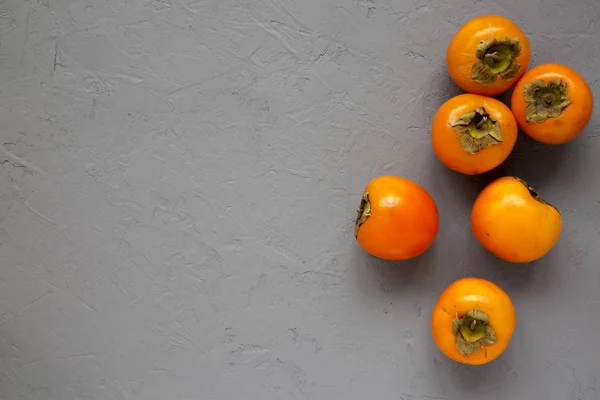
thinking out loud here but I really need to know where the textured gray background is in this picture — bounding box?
[0,0,599,399]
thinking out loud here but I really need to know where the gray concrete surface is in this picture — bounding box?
[1,0,599,399]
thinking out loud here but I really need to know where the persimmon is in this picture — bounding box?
[431,277,515,365]
[447,15,530,96]
[510,63,593,144]
[471,176,562,263]
[354,176,439,260]
[432,94,518,175]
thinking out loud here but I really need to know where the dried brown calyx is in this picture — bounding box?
[514,177,560,213]
[472,37,522,85]
[451,107,503,154]
[523,79,572,123]
[354,193,371,237]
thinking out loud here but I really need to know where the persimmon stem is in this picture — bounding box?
[476,116,488,129]
[470,320,477,331]
[484,52,500,61]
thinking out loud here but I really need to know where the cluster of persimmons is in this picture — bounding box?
[353,15,593,365]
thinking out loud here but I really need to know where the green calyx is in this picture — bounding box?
[354,193,371,237]
[524,79,572,123]
[452,309,497,356]
[472,37,522,85]
[451,107,503,154]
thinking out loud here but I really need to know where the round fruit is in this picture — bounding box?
[431,277,516,365]
[354,176,439,260]
[510,63,593,144]
[447,15,530,96]
[471,176,562,263]
[432,94,518,175]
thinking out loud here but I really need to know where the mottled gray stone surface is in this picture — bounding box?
[1,0,599,399]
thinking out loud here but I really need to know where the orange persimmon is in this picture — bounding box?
[510,63,593,144]
[471,176,562,263]
[431,277,516,365]
[432,94,518,175]
[447,15,530,96]
[354,176,439,260]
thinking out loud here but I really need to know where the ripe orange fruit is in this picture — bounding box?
[354,176,439,260]
[432,94,518,175]
[471,176,562,263]
[447,15,530,96]
[432,277,516,365]
[510,63,593,144]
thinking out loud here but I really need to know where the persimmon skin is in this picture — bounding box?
[511,63,593,144]
[447,15,530,96]
[431,277,516,365]
[432,94,518,175]
[355,176,439,261]
[471,177,562,263]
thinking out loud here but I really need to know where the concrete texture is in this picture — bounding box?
[0,0,599,399]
